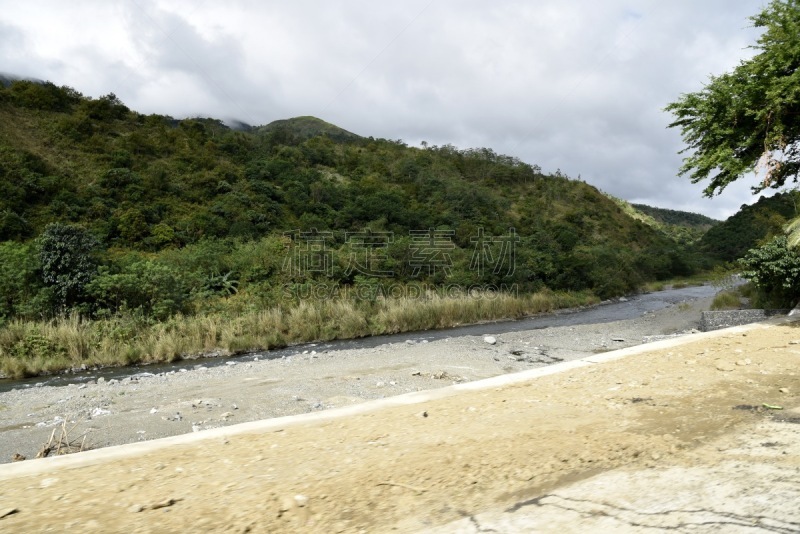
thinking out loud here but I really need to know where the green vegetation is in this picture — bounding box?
[0,289,596,378]
[0,78,716,376]
[710,290,743,310]
[257,116,361,143]
[667,1,800,307]
[631,203,717,244]
[740,236,800,308]
[607,195,719,245]
[696,192,800,262]
[666,0,800,197]
[630,204,718,230]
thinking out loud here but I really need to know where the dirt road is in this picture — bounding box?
[0,317,798,533]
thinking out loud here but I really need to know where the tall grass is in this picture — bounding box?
[0,289,598,379]
[710,290,743,310]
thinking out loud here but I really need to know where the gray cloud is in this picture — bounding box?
[0,0,778,219]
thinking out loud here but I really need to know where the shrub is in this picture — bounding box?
[740,236,800,308]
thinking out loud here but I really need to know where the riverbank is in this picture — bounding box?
[0,304,797,532]
[0,292,712,463]
[0,290,598,379]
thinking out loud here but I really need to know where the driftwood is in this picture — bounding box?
[35,419,89,459]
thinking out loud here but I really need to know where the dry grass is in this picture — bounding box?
[0,289,597,378]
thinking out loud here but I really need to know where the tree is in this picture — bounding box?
[38,223,99,312]
[666,0,800,197]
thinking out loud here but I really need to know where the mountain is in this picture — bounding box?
[696,192,800,262]
[0,78,711,326]
[256,116,361,143]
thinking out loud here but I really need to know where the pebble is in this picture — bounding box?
[483,336,497,345]
[716,362,735,372]
[779,387,789,394]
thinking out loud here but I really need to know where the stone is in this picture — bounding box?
[716,362,736,372]
[483,336,497,345]
[735,359,752,366]
[90,407,111,418]
[779,387,789,394]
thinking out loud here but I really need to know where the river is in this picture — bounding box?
[0,284,722,392]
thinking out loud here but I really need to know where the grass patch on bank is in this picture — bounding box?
[0,289,598,379]
[710,290,743,310]
[639,267,740,293]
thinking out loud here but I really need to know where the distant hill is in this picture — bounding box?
[631,204,718,231]
[256,116,361,143]
[605,196,716,245]
[697,192,800,261]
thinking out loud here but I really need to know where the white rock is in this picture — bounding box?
[483,336,497,345]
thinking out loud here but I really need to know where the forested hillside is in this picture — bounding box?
[697,192,800,262]
[0,79,708,326]
[631,203,718,244]
[605,196,717,245]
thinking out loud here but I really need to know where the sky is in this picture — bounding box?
[0,0,780,220]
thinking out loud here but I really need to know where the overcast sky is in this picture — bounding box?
[0,0,779,219]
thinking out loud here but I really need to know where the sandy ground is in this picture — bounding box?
[0,296,707,463]
[0,301,797,532]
